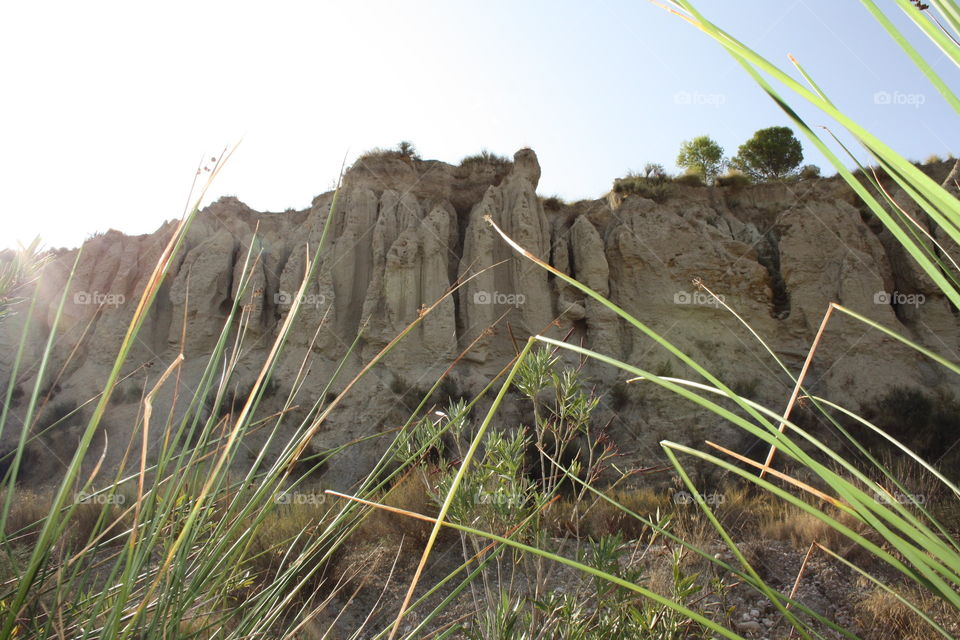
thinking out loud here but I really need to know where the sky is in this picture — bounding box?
[1,0,957,250]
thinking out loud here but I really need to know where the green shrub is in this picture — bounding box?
[612,174,673,202]
[799,164,821,179]
[715,172,752,188]
[672,172,706,187]
[356,140,420,163]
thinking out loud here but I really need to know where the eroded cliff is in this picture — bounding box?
[2,149,958,487]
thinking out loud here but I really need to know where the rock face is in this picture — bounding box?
[459,148,556,363]
[3,150,959,488]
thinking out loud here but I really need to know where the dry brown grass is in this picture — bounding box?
[4,489,50,545]
[544,487,670,539]
[543,483,796,543]
[4,488,131,550]
[355,470,436,546]
[244,491,336,571]
[760,503,866,556]
[855,585,960,640]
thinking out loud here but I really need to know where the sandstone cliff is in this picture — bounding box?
[2,150,958,487]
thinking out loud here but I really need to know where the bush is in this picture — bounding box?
[799,164,821,179]
[541,195,566,211]
[396,140,418,159]
[360,471,436,544]
[854,387,960,474]
[355,141,421,163]
[715,172,752,188]
[643,162,668,179]
[672,172,706,187]
[612,173,673,203]
[459,149,512,168]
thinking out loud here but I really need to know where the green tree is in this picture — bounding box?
[730,126,803,180]
[676,136,725,184]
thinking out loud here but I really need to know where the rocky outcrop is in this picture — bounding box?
[459,148,555,362]
[3,150,959,488]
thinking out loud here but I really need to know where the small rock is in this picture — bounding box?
[737,620,762,634]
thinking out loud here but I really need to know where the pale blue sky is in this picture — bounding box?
[1,1,957,249]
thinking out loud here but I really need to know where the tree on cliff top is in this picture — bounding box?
[730,126,803,181]
[676,136,725,184]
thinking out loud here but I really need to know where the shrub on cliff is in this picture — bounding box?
[356,140,421,163]
[672,171,706,187]
[459,149,512,168]
[612,170,673,202]
[541,195,566,211]
[396,140,418,159]
[715,171,752,188]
